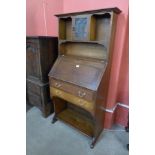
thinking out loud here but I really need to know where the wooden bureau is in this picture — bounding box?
[48,8,121,148]
[26,36,58,117]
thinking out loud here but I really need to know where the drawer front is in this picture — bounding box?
[27,92,42,107]
[50,87,95,115]
[50,78,95,102]
[27,80,41,96]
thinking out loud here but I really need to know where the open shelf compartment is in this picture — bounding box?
[53,97,94,137]
[59,17,72,40]
[90,13,112,45]
[59,42,107,60]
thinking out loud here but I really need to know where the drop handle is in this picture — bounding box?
[78,99,84,106]
[55,82,62,88]
[78,91,86,98]
[55,90,62,96]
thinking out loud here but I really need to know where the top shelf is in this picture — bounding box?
[55,7,121,17]
[58,13,112,46]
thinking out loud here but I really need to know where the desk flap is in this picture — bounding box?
[49,56,107,90]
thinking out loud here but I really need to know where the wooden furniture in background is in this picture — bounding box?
[26,36,58,117]
[49,8,121,148]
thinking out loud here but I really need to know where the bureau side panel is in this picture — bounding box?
[95,12,118,135]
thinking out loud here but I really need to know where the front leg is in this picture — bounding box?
[90,130,103,149]
[52,114,58,124]
[90,137,96,149]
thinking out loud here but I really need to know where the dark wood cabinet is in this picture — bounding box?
[26,36,58,82]
[49,8,121,148]
[26,36,58,117]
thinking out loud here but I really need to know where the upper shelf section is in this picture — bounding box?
[58,12,113,46]
[56,8,121,60]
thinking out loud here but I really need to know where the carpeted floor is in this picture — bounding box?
[26,107,129,155]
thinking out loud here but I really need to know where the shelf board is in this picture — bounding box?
[57,108,94,137]
[59,39,106,47]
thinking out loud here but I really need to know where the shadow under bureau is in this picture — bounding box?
[48,8,121,148]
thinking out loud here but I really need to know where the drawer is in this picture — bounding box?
[50,78,95,102]
[50,87,95,115]
[27,92,42,107]
[27,80,41,95]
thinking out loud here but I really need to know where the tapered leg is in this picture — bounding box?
[90,137,98,149]
[52,114,58,124]
[90,129,103,148]
[125,114,129,150]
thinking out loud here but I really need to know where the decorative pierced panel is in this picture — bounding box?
[73,17,88,40]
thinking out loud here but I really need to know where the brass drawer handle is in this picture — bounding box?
[78,91,86,98]
[55,90,62,96]
[78,99,85,106]
[55,82,62,88]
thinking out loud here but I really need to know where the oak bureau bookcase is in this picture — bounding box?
[48,8,121,148]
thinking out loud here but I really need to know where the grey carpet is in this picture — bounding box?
[26,107,129,155]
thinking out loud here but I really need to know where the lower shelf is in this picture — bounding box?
[57,108,94,137]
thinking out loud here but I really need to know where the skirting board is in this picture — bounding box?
[101,102,129,113]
